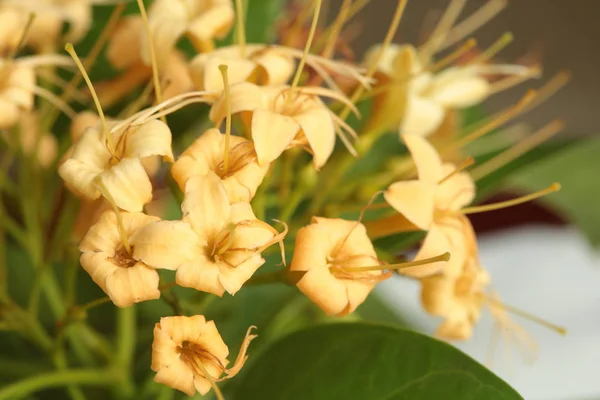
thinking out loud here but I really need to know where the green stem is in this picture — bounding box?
[115,306,136,397]
[0,369,117,400]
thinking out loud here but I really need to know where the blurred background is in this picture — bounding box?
[323,1,600,399]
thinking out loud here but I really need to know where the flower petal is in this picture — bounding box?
[194,55,257,92]
[80,251,118,296]
[436,165,475,211]
[401,134,443,183]
[297,267,348,316]
[400,95,445,138]
[429,67,490,108]
[123,119,174,162]
[176,257,225,297]
[58,158,102,200]
[251,108,300,165]
[186,3,234,41]
[218,254,265,295]
[294,107,336,168]
[209,82,264,125]
[99,158,153,212]
[384,180,436,231]
[253,51,295,86]
[105,263,161,307]
[182,172,230,238]
[131,220,201,271]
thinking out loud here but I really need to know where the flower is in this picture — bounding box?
[210,83,357,168]
[0,7,28,55]
[132,171,279,296]
[189,44,295,92]
[58,116,174,212]
[13,110,58,168]
[151,315,257,396]
[98,15,193,107]
[79,211,164,307]
[0,59,35,128]
[171,128,268,202]
[383,134,475,277]
[420,258,490,340]
[142,0,235,65]
[290,217,385,316]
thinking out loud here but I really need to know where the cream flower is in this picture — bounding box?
[14,111,58,168]
[210,83,356,168]
[384,134,475,277]
[142,0,234,66]
[98,15,193,107]
[0,7,28,55]
[132,171,278,296]
[171,128,268,202]
[420,258,490,341]
[0,59,35,128]
[79,211,165,308]
[189,44,295,92]
[152,316,256,397]
[58,116,174,212]
[291,217,386,317]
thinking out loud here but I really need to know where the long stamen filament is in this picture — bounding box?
[289,0,322,91]
[339,0,408,121]
[471,120,564,180]
[191,358,224,400]
[419,0,467,64]
[340,252,450,273]
[438,157,475,184]
[470,32,514,64]
[219,65,232,174]
[65,43,114,152]
[235,0,246,56]
[136,0,165,123]
[462,183,560,215]
[320,0,351,59]
[428,38,477,73]
[441,0,507,50]
[94,179,131,255]
[488,65,542,95]
[520,71,571,114]
[484,296,567,335]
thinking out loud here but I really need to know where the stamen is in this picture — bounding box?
[337,191,384,252]
[438,157,474,184]
[191,358,224,400]
[235,0,246,56]
[8,12,36,59]
[339,0,408,121]
[427,38,478,73]
[445,90,536,152]
[419,0,467,64]
[314,0,370,51]
[470,32,514,64]
[441,0,507,50]
[65,43,113,152]
[94,178,131,255]
[320,0,351,59]
[520,71,571,114]
[471,120,564,180]
[340,252,450,273]
[29,85,77,119]
[488,65,542,95]
[461,183,560,215]
[136,0,165,122]
[219,65,232,174]
[483,295,567,335]
[289,0,322,91]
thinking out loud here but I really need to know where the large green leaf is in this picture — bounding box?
[234,323,521,400]
[245,0,288,43]
[507,137,600,247]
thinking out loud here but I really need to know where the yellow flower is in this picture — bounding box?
[384,134,474,277]
[210,83,357,168]
[152,316,256,397]
[143,0,234,64]
[189,44,295,92]
[290,217,385,317]
[14,110,58,168]
[420,258,490,341]
[58,115,174,212]
[79,211,166,308]
[171,128,268,202]
[132,171,280,296]
[0,7,28,54]
[0,59,35,128]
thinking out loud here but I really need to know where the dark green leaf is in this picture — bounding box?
[245,0,288,43]
[507,137,600,247]
[234,323,521,400]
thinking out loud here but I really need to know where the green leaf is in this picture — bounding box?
[234,323,521,400]
[245,0,288,43]
[507,137,600,247]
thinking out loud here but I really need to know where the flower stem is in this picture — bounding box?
[115,306,136,397]
[0,369,117,400]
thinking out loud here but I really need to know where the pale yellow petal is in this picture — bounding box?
[105,263,161,308]
[182,172,230,238]
[429,68,490,108]
[186,4,234,41]
[209,82,264,125]
[384,180,436,231]
[70,111,100,142]
[435,317,473,341]
[297,267,348,316]
[218,254,265,295]
[154,357,196,397]
[0,99,19,128]
[253,51,295,86]
[294,107,335,168]
[344,280,376,316]
[80,252,117,295]
[227,203,274,251]
[401,95,445,138]
[176,257,225,297]
[436,165,475,211]
[107,16,143,70]
[124,119,174,162]
[420,275,456,316]
[78,211,122,253]
[410,222,464,278]
[58,158,102,200]
[194,56,257,92]
[98,158,153,212]
[251,109,300,165]
[131,220,201,271]
[401,133,443,183]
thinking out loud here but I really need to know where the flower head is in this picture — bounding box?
[0,59,35,128]
[291,217,385,316]
[171,128,268,202]
[152,315,256,397]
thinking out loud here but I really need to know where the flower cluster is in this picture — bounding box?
[2,0,567,396]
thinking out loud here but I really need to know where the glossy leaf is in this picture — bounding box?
[234,323,522,400]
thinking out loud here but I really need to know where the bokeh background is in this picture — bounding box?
[324,1,600,399]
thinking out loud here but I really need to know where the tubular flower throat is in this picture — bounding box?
[291,217,386,317]
[152,315,257,397]
[171,128,268,203]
